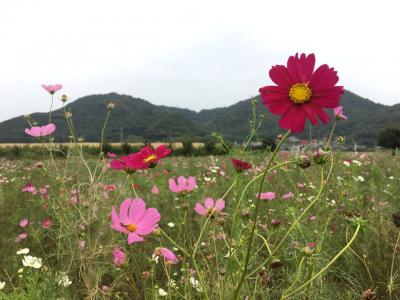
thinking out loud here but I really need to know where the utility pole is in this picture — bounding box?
[120,127,124,143]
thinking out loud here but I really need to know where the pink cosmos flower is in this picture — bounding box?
[258,192,276,200]
[154,247,179,264]
[25,124,56,137]
[15,232,28,242]
[151,185,160,195]
[333,106,348,120]
[194,197,225,217]
[169,176,196,193]
[41,219,53,229]
[107,152,117,158]
[19,219,29,228]
[22,182,37,194]
[259,53,344,133]
[110,154,138,173]
[282,192,294,200]
[113,246,127,266]
[42,84,63,94]
[111,198,160,244]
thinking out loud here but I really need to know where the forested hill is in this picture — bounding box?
[0,91,398,146]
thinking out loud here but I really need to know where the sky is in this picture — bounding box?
[0,0,399,122]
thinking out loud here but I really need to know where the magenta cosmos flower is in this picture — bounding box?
[258,192,276,200]
[169,176,196,193]
[259,53,344,133]
[113,246,127,266]
[111,198,160,244]
[42,84,63,94]
[231,158,252,173]
[154,247,179,264]
[110,154,138,174]
[130,145,171,169]
[25,124,56,137]
[333,106,347,120]
[194,197,225,217]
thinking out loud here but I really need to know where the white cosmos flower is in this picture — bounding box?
[158,288,167,296]
[22,255,42,269]
[167,222,175,228]
[16,248,30,255]
[58,273,72,287]
[0,281,5,290]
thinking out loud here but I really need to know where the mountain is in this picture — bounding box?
[0,91,398,146]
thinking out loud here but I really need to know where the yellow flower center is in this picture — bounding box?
[126,224,137,232]
[143,154,157,163]
[289,83,312,104]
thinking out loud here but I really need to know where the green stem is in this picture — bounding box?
[281,224,361,299]
[49,93,54,123]
[232,130,291,299]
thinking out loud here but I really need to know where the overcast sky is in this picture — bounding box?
[0,0,399,122]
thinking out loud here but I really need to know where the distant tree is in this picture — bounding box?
[378,128,400,150]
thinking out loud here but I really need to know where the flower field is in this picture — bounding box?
[0,150,399,299]
[0,53,399,300]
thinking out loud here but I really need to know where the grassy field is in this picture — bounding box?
[0,149,399,299]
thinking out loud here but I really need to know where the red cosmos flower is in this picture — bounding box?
[259,53,344,133]
[130,145,171,169]
[231,158,252,173]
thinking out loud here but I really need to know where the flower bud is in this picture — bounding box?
[107,102,116,110]
[270,258,283,269]
[313,148,329,165]
[296,155,311,169]
[303,246,314,256]
[61,94,68,102]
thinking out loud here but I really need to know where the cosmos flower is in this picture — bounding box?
[130,145,171,169]
[113,246,127,266]
[231,158,252,173]
[19,219,29,228]
[22,255,43,269]
[194,197,225,217]
[111,198,160,244]
[109,154,138,174]
[333,106,348,120]
[259,53,344,133]
[258,192,276,200]
[154,247,179,264]
[169,176,196,193]
[25,124,56,137]
[42,84,63,94]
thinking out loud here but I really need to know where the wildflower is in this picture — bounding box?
[189,277,203,292]
[167,222,175,228]
[22,255,42,269]
[282,192,294,200]
[25,124,56,137]
[15,233,28,242]
[231,158,252,173]
[19,219,29,228]
[113,246,127,266]
[154,247,179,264]
[109,154,138,174]
[169,176,196,194]
[130,145,171,169]
[194,197,225,217]
[41,219,53,229]
[107,152,117,158]
[0,281,5,290]
[111,198,160,244]
[158,288,168,296]
[42,84,63,94]
[151,185,160,195]
[258,192,276,200]
[259,53,344,133]
[57,272,72,287]
[16,248,30,255]
[333,106,347,120]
